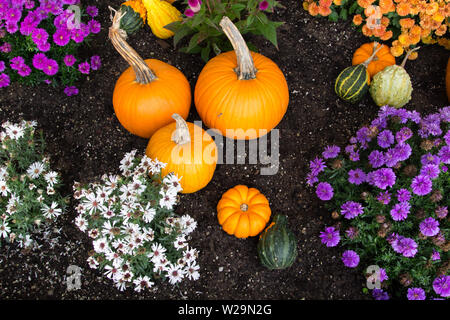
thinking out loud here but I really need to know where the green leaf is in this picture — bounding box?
[339,8,348,20]
[328,11,339,22]
[201,43,211,62]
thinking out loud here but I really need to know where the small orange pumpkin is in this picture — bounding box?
[194,16,289,140]
[446,56,450,102]
[352,42,396,82]
[109,8,191,139]
[217,185,271,238]
[145,114,217,194]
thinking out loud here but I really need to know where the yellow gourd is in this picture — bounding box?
[142,0,182,39]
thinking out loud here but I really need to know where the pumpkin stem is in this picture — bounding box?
[171,113,191,145]
[240,203,249,212]
[400,47,420,68]
[361,42,383,68]
[219,16,257,80]
[108,6,157,84]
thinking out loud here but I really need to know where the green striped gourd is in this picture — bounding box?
[335,42,383,103]
[370,47,419,109]
[257,214,298,270]
[118,2,145,36]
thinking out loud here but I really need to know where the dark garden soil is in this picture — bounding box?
[0,0,448,300]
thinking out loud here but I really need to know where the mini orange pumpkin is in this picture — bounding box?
[145,114,217,194]
[352,42,396,81]
[194,16,289,140]
[217,185,271,238]
[446,56,450,102]
[109,8,191,139]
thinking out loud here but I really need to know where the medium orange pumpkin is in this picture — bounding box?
[352,42,396,82]
[194,16,289,140]
[446,57,450,102]
[109,8,191,139]
[217,185,271,238]
[145,114,217,194]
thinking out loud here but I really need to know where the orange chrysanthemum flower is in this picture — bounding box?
[380,30,393,40]
[391,45,404,57]
[362,23,374,36]
[426,2,439,15]
[333,0,342,5]
[396,2,411,16]
[318,5,332,16]
[407,51,418,60]
[353,14,364,26]
[379,0,395,14]
[357,0,374,9]
[398,33,411,46]
[435,24,447,36]
[319,0,332,7]
[399,18,415,29]
[308,2,319,16]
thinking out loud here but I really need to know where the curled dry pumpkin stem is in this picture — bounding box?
[219,16,257,80]
[171,113,191,145]
[108,6,157,84]
[361,42,383,68]
[400,47,420,68]
[240,203,249,212]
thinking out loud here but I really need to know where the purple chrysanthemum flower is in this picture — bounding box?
[411,175,432,196]
[316,182,333,201]
[377,191,391,205]
[341,201,364,219]
[6,7,21,23]
[345,227,358,240]
[90,55,101,70]
[184,8,195,17]
[0,73,10,88]
[390,202,411,221]
[407,288,426,300]
[368,150,385,168]
[396,189,411,202]
[17,64,31,77]
[0,61,5,73]
[383,148,399,167]
[419,217,439,237]
[395,127,413,144]
[71,28,85,43]
[371,168,396,190]
[378,268,388,282]
[88,19,101,34]
[438,146,450,164]
[78,62,90,75]
[440,106,450,122]
[420,164,440,179]
[436,206,448,219]
[37,41,50,52]
[6,21,18,34]
[397,237,418,258]
[356,127,371,144]
[64,86,79,96]
[322,145,340,159]
[42,58,58,76]
[63,54,76,67]
[86,5,99,17]
[348,168,366,185]
[10,56,25,70]
[0,43,12,53]
[393,143,412,162]
[259,0,269,10]
[421,153,440,166]
[31,28,48,45]
[433,275,450,297]
[431,249,440,261]
[32,53,47,70]
[309,157,326,175]
[372,288,389,300]
[378,130,394,148]
[444,131,450,145]
[319,227,340,247]
[306,172,318,186]
[53,28,70,46]
[342,250,359,268]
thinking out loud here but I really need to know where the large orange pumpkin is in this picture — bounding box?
[145,114,217,194]
[217,185,271,238]
[194,16,289,140]
[109,8,191,139]
[446,56,450,102]
[352,42,396,81]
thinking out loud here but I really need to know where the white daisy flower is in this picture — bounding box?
[26,161,45,179]
[0,222,11,238]
[180,214,198,235]
[5,123,24,140]
[142,204,156,223]
[163,173,183,193]
[0,179,10,196]
[104,264,120,280]
[44,171,58,186]
[93,237,110,254]
[133,276,154,292]
[74,214,88,232]
[41,201,62,219]
[174,234,188,250]
[87,256,99,269]
[184,261,200,281]
[159,189,177,210]
[166,264,185,285]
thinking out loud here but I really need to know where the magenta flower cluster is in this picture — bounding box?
[308,106,449,300]
[0,0,101,95]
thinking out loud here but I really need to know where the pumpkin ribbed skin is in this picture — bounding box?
[257,215,297,270]
[143,0,182,39]
[369,65,412,109]
[145,119,217,194]
[113,59,191,138]
[195,51,289,140]
[217,185,271,238]
[446,57,450,102]
[352,42,396,80]
[335,64,369,103]
[119,1,146,35]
